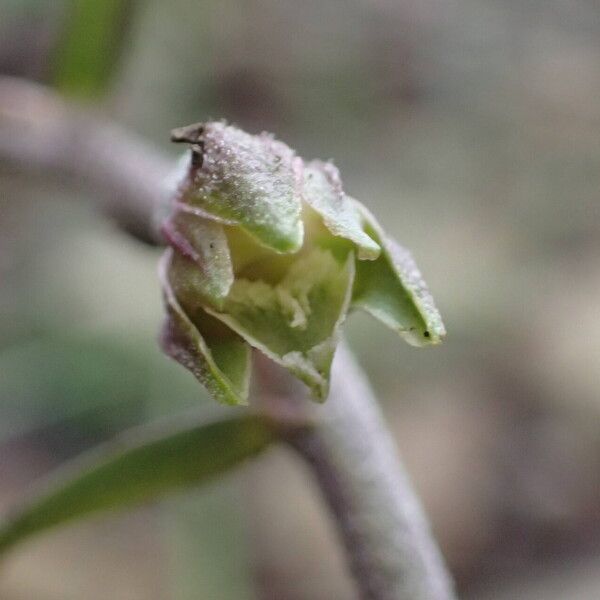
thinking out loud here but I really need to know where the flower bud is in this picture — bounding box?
[160,122,445,405]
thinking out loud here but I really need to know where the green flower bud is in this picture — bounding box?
[160,122,445,405]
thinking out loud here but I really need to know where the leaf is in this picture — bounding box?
[0,413,276,556]
[0,336,147,441]
[160,250,251,406]
[172,122,304,254]
[53,0,134,99]
[352,202,446,346]
[303,161,381,260]
[205,248,355,400]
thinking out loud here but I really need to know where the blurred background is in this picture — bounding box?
[1,0,599,598]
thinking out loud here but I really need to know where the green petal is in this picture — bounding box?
[351,202,446,346]
[174,122,304,254]
[205,248,355,401]
[163,210,234,308]
[302,161,381,260]
[224,224,294,283]
[160,250,251,405]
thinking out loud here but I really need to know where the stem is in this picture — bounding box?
[0,76,170,244]
[258,346,455,600]
[0,76,455,600]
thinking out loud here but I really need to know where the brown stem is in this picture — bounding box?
[0,76,170,243]
[0,76,455,600]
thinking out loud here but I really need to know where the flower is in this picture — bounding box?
[160,121,445,405]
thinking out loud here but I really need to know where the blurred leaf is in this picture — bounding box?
[0,413,276,555]
[166,483,256,600]
[0,335,149,442]
[53,0,134,99]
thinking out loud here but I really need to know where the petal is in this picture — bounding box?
[302,161,381,260]
[160,250,251,405]
[174,122,304,254]
[205,248,355,401]
[351,202,446,346]
[162,211,234,309]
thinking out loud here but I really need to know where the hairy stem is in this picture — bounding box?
[257,347,455,600]
[0,76,170,243]
[0,75,455,600]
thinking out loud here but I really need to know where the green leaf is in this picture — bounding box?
[172,122,304,254]
[161,250,251,406]
[206,248,355,400]
[53,0,134,99]
[0,413,276,556]
[352,202,446,346]
[0,336,147,441]
[303,161,381,260]
[163,210,234,309]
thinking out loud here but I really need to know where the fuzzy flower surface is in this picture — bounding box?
[160,122,445,405]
